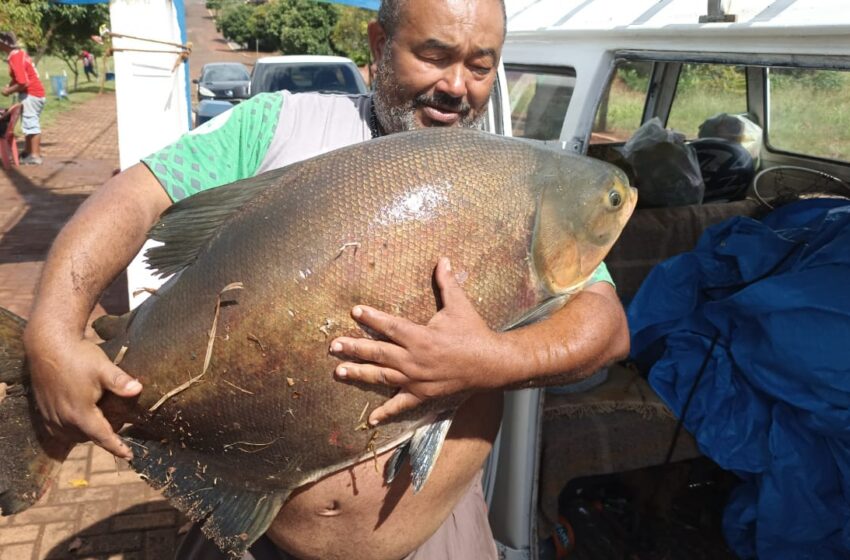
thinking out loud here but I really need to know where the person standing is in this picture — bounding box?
[22,0,629,557]
[0,31,46,165]
[81,50,98,81]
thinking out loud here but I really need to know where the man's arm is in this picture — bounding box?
[23,164,172,459]
[330,257,630,425]
[2,83,25,96]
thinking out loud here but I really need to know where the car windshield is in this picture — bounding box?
[204,66,249,82]
[252,63,365,95]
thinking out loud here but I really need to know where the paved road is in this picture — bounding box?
[0,2,271,558]
[185,0,267,81]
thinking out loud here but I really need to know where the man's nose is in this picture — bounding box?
[436,64,468,99]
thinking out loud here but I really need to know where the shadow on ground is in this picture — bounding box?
[44,502,187,560]
[0,162,128,316]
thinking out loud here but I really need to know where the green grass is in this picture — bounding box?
[769,81,850,161]
[23,55,115,129]
[598,75,850,162]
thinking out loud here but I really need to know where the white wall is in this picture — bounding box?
[109,0,190,308]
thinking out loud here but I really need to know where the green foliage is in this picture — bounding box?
[617,62,651,93]
[677,64,746,93]
[214,0,371,62]
[217,3,259,47]
[276,0,339,56]
[331,6,372,66]
[597,64,850,161]
[770,68,848,92]
[216,0,280,51]
[0,1,43,49]
[0,1,108,90]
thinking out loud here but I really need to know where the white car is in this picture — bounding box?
[249,55,369,97]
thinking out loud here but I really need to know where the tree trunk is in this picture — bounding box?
[32,25,57,65]
[60,56,80,92]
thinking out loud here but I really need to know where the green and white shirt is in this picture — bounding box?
[141,90,613,286]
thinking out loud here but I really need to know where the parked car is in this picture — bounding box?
[249,55,368,97]
[193,62,251,103]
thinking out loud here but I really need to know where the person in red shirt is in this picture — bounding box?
[0,31,46,165]
[81,50,97,81]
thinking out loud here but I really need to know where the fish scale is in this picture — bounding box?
[0,127,635,558]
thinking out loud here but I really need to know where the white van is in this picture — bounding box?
[484,2,850,558]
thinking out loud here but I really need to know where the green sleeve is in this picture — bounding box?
[587,262,615,288]
[141,93,284,201]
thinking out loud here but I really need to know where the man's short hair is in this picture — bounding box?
[0,31,18,49]
[377,0,506,40]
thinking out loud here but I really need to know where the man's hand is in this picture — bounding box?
[330,257,502,426]
[330,258,631,426]
[25,332,142,460]
[21,164,171,460]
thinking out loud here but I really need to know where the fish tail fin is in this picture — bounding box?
[126,437,288,558]
[385,412,454,493]
[0,307,71,515]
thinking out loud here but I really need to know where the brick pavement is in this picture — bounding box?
[0,92,189,560]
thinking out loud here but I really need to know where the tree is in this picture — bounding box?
[274,0,339,56]
[39,3,110,90]
[0,1,46,50]
[331,6,372,66]
[217,3,256,47]
[0,1,109,90]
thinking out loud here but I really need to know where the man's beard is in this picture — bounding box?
[372,47,488,134]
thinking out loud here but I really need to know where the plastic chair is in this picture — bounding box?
[0,104,21,169]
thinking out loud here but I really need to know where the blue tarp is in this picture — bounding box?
[628,198,850,559]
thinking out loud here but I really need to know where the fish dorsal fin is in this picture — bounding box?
[145,167,289,277]
[125,437,288,557]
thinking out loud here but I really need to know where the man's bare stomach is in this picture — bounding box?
[266,391,504,560]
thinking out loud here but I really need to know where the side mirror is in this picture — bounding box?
[192,78,199,84]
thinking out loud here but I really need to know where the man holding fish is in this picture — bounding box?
[21,0,630,558]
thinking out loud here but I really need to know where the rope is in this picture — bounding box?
[107,31,190,51]
[106,31,192,72]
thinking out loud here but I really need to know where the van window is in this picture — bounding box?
[767,68,850,162]
[592,60,652,144]
[667,63,748,139]
[505,65,576,140]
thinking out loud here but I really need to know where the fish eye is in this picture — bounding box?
[608,190,622,208]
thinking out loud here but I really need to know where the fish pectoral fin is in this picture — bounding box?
[91,309,136,341]
[145,168,287,278]
[125,437,287,558]
[384,440,410,485]
[408,412,453,493]
[502,294,570,332]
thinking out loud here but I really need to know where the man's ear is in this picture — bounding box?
[367,21,388,65]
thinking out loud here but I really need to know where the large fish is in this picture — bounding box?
[0,127,636,556]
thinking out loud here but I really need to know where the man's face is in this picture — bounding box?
[370,0,504,133]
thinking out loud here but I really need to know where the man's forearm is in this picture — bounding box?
[492,282,630,389]
[3,83,25,95]
[25,164,172,341]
